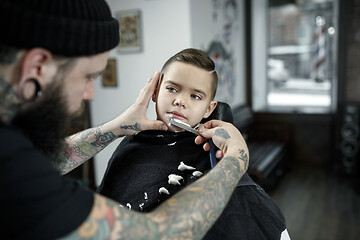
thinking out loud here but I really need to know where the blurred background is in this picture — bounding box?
[65,1,360,239]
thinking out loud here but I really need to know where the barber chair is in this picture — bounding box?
[201,101,234,124]
[202,102,287,190]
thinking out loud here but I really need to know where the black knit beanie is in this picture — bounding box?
[0,0,119,56]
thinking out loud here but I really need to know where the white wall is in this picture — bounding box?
[190,0,246,108]
[91,0,192,185]
[92,0,246,186]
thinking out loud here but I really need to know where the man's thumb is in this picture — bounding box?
[147,120,168,131]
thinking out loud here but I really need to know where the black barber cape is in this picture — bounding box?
[98,130,287,239]
[0,122,94,239]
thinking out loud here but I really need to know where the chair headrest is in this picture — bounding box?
[201,102,233,124]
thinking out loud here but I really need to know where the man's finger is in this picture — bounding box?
[216,150,223,159]
[142,120,168,131]
[195,135,204,144]
[202,142,210,151]
[136,71,160,105]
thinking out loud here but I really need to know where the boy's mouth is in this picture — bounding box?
[167,111,186,121]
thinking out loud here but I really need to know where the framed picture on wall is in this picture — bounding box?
[102,59,117,87]
[116,9,142,53]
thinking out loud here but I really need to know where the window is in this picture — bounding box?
[252,0,338,113]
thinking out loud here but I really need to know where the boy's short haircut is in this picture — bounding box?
[161,48,218,100]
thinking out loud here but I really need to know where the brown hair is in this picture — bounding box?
[161,48,218,100]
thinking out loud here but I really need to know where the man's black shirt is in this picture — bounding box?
[0,122,94,239]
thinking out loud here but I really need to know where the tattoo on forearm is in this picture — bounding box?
[120,122,140,131]
[239,149,249,169]
[80,127,97,141]
[150,155,242,239]
[53,150,78,175]
[58,128,116,174]
[215,128,230,139]
[117,155,242,239]
[90,132,116,149]
[73,142,97,159]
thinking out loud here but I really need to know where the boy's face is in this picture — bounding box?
[153,62,217,131]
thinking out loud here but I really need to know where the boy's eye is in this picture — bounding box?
[191,94,202,100]
[166,86,178,93]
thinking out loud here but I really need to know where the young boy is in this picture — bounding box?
[98,48,220,210]
[98,49,290,239]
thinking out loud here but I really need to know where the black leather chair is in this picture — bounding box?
[201,101,233,124]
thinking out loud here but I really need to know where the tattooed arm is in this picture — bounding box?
[60,121,249,240]
[56,122,142,175]
[55,71,168,174]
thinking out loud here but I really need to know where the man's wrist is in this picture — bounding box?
[223,148,249,170]
[106,117,141,138]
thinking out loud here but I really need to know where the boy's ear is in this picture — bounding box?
[152,73,164,102]
[203,100,218,119]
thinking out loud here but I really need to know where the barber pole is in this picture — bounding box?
[313,16,326,82]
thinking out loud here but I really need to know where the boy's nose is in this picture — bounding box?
[173,97,186,108]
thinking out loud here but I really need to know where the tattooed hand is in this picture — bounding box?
[195,120,249,171]
[109,71,168,137]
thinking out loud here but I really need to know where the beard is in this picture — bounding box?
[12,81,72,163]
